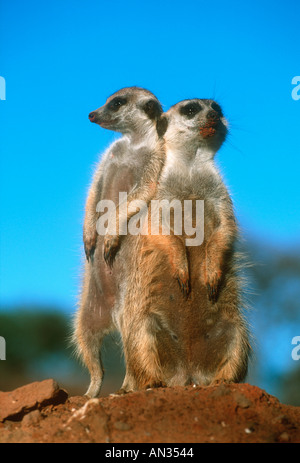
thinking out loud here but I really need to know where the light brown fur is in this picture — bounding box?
[118,99,251,391]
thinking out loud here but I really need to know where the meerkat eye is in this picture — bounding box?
[107,97,127,111]
[180,102,202,118]
[211,102,223,117]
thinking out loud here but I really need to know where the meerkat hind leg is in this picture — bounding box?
[212,325,249,384]
[82,337,105,398]
[117,372,138,394]
[75,268,113,398]
[76,326,105,398]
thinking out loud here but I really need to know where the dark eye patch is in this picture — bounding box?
[211,102,223,117]
[107,96,127,111]
[142,99,163,120]
[179,102,202,118]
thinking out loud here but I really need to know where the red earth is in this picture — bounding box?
[0,379,299,443]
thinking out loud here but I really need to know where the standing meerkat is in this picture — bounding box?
[118,99,251,391]
[74,87,186,398]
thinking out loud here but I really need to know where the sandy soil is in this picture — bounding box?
[0,379,299,443]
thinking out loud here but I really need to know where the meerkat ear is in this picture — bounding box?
[142,99,163,121]
[156,115,168,138]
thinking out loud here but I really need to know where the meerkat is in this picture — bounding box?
[118,99,251,392]
[74,87,186,398]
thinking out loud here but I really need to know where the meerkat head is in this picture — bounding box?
[162,99,228,156]
[88,87,166,140]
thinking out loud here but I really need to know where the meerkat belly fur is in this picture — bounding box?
[73,87,184,398]
[118,99,251,391]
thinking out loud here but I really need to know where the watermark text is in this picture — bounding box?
[292,76,300,101]
[96,193,204,246]
[0,336,6,360]
[291,336,300,361]
[0,76,6,100]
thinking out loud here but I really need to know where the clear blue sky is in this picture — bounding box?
[0,0,299,309]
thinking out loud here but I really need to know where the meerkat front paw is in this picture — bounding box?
[103,234,120,267]
[83,231,98,261]
[176,267,190,299]
[201,261,222,303]
[206,269,222,303]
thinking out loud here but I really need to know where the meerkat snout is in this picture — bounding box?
[200,106,224,140]
[88,111,97,122]
[206,109,220,121]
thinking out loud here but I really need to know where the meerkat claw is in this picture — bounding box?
[207,283,219,303]
[84,243,96,262]
[103,236,120,267]
[103,247,116,268]
[145,380,167,389]
[83,230,98,262]
[177,277,190,299]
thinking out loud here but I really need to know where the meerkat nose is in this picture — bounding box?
[89,111,97,122]
[207,110,219,121]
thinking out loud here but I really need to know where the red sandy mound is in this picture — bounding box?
[0,379,299,443]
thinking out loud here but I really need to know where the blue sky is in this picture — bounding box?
[0,0,299,309]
